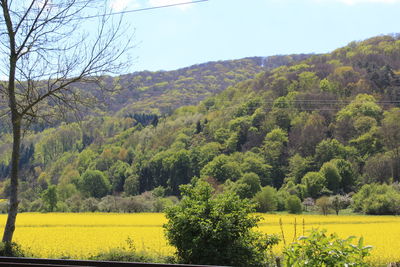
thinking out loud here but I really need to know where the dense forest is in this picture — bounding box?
[0,34,400,215]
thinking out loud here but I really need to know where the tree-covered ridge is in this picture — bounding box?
[105,55,311,115]
[1,34,400,215]
[0,55,310,135]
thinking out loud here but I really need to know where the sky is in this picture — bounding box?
[72,0,400,72]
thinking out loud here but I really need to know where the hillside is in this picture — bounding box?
[1,34,400,215]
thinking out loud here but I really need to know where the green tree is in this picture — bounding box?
[320,162,341,194]
[201,154,241,183]
[314,139,351,167]
[241,152,272,186]
[164,180,279,266]
[109,161,132,193]
[287,154,314,184]
[285,195,302,214]
[80,170,111,198]
[253,186,278,212]
[381,108,400,181]
[302,172,327,199]
[124,174,140,196]
[239,172,262,198]
[263,128,288,187]
[41,185,58,212]
[330,159,356,193]
[336,94,382,122]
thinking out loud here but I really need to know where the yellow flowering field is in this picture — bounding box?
[0,213,399,265]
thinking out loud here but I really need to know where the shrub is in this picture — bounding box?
[164,179,279,266]
[284,229,372,266]
[352,183,400,215]
[253,186,278,212]
[285,195,302,214]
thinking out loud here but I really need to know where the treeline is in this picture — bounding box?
[0,34,400,215]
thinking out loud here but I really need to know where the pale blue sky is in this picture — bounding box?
[110,0,400,72]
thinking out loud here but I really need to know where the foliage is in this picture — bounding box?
[316,196,332,215]
[284,229,372,267]
[41,185,58,212]
[285,195,302,214]
[201,154,241,182]
[352,183,400,215]
[302,172,327,199]
[80,170,111,198]
[253,186,278,212]
[320,162,341,194]
[163,180,279,266]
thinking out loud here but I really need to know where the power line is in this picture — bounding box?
[208,100,400,104]
[0,0,209,22]
[79,0,209,20]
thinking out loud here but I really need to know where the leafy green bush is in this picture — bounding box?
[352,183,400,215]
[164,179,279,266]
[285,195,302,214]
[284,229,372,266]
[253,186,278,212]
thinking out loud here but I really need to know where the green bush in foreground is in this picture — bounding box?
[164,179,279,266]
[284,229,372,267]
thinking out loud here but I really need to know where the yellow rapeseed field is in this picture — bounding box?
[0,213,399,265]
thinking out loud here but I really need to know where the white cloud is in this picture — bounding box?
[148,0,194,10]
[110,0,141,12]
[314,0,400,4]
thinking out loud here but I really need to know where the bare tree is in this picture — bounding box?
[0,0,132,243]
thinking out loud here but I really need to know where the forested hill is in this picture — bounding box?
[1,34,400,215]
[89,54,311,116]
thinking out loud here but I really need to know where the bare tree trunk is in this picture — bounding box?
[2,50,20,243]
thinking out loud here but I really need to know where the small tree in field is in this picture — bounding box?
[164,179,279,266]
[330,195,351,215]
[316,196,331,215]
[286,195,302,214]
